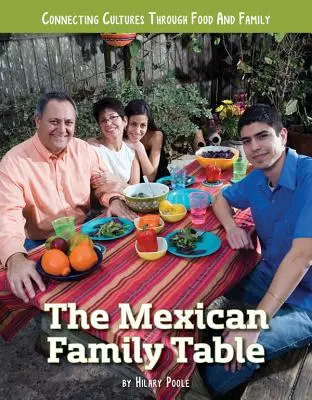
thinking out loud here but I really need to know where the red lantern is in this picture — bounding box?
[100,33,136,47]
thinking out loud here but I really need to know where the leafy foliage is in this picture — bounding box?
[0,94,40,158]
[104,79,143,104]
[0,77,211,159]
[143,78,211,157]
[239,34,312,126]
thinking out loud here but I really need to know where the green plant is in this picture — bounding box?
[104,79,144,104]
[302,110,312,133]
[0,77,211,160]
[75,100,98,140]
[144,77,212,157]
[239,34,311,124]
[294,79,312,133]
[0,94,40,159]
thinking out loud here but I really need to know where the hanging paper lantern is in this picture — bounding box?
[100,33,136,47]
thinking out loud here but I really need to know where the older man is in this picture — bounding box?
[201,104,312,396]
[0,91,136,304]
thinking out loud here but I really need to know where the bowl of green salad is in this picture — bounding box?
[123,183,169,213]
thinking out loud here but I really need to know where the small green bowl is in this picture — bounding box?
[123,183,169,213]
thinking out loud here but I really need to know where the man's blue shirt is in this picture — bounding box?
[223,148,312,310]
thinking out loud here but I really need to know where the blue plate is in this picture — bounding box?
[166,189,212,210]
[81,217,134,241]
[165,230,221,258]
[156,175,195,189]
[36,246,104,281]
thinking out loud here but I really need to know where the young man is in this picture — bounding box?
[0,91,137,304]
[201,104,312,396]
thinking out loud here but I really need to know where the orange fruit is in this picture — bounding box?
[69,244,98,272]
[41,249,71,276]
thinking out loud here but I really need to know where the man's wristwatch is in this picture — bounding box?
[108,195,125,206]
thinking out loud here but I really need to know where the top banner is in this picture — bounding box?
[2,0,312,32]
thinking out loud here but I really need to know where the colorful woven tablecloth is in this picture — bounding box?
[0,160,260,399]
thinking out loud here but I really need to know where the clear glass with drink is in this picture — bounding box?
[233,158,248,182]
[189,192,209,225]
[170,167,186,190]
[52,216,75,240]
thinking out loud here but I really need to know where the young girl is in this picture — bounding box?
[124,99,169,182]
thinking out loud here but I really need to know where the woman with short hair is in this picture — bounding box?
[88,97,140,195]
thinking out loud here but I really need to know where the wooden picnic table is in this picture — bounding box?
[0,160,260,400]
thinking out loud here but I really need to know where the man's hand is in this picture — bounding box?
[91,170,110,189]
[222,328,261,372]
[107,199,138,220]
[91,170,126,190]
[226,226,254,250]
[92,172,127,196]
[6,253,46,303]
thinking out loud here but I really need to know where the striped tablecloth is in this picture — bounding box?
[0,160,260,399]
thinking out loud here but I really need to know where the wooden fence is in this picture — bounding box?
[0,33,242,106]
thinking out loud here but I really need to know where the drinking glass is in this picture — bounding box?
[189,192,209,225]
[170,167,186,190]
[233,158,248,182]
[52,216,75,240]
